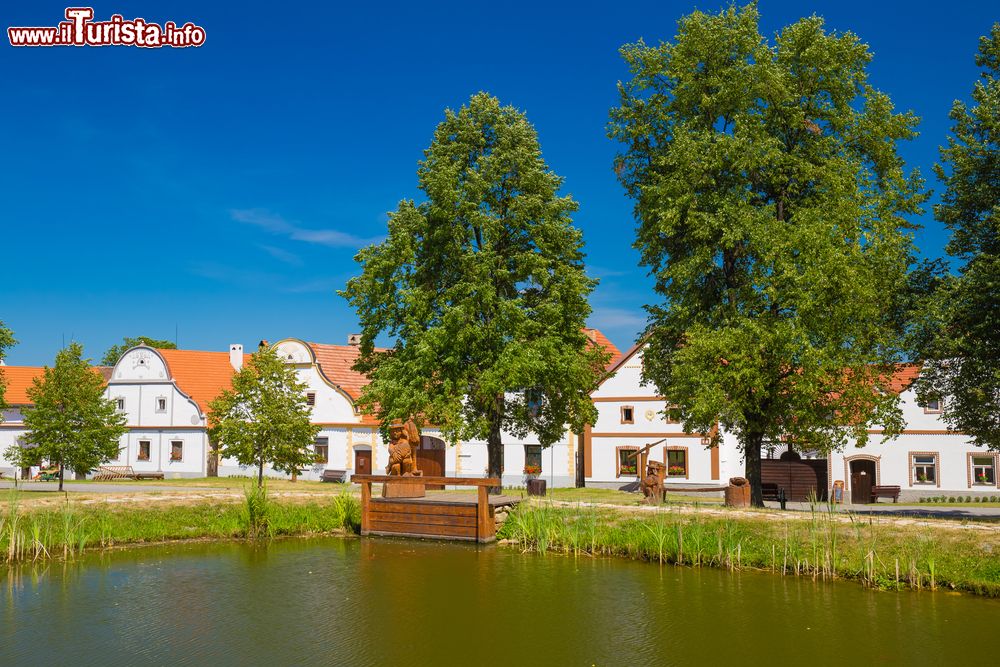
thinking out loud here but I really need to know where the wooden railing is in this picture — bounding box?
[350,475,501,543]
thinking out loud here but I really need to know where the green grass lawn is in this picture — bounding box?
[56,477,350,493]
[543,486,722,506]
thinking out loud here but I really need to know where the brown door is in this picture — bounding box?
[850,460,876,504]
[417,437,446,489]
[355,449,372,476]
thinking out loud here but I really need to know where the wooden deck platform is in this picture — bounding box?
[352,475,517,543]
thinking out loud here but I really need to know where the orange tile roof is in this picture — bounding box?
[1,365,111,405]
[308,342,371,400]
[885,364,921,394]
[0,366,46,405]
[584,328,621,367]
[157,349,249,414]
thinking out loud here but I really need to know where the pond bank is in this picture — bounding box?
[5,490,1000,599]
[498,500,1000,597]
[0,491,360,564]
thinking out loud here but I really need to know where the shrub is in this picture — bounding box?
[966,496,973,503]
[948,497,956,503]
[243,483,272,540]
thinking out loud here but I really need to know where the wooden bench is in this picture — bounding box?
[761,483,781,501]
[351,475,503,543]
[871,485,901,503]
[135,472,165,480]
[321,469,347,483]
[93,465,137,481]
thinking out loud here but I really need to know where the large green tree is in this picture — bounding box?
[609,5,923,505]
[342,92,606,482]
[208,346,320,487]
[0,320,15,419]
[101,336,177,366]
[915,24,1000,448]
[5,343,127,491]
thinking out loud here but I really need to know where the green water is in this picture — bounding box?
[2,537,997,666]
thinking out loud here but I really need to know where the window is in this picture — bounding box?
[972,457,995,486]
[525,389,542,418]
[524,445,542,474]
[617,447,638,478]
[923,398,942,414]
[137,440,151,461]
[665,404,681,424]
[306,392,316,406]
[666,449,687,478]
[314,437,329,464]
[170,441,183,462]
[115,397,125,411]
[620,406,634,424]
[912,455,936,485]
[155,397,167,413]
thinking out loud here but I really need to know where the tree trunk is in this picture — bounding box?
[486,394,505,493]
[58,462,65,492]
[258,459,264,488]
[744,431,764,508]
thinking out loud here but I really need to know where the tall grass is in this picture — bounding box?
[1,490,362,566]
[243,483,272,540]
[497,501,1000,597]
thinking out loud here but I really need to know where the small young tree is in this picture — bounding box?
[208,346,320,487]
[5,343,127,491]
[609,5,922,505]
[341,92,606,483]
[101,336,177,366]
[915,24,1000,449]
[0,320,15,419]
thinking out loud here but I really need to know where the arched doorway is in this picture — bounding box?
[418,436,447,489]
[849,458,877,504]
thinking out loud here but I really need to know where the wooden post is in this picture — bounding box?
[477,485,494,543]
[360,480,371,535]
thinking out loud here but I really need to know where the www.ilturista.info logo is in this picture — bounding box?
[8,8,206,48]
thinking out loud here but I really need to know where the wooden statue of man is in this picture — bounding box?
[386,418,421,476]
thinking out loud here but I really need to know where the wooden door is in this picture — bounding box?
[417,437,446,489]
[355,449,372,476]
[850,460,875,504]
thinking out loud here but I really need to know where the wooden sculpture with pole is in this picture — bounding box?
[383,418,425,498]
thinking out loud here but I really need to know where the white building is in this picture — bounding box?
[581,342,1000,500]
[582,343,734,489]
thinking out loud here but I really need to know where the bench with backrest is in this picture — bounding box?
[871,485,901,503]
[321,469,347,483]
[93,466,137,481]
[761,483,781,501]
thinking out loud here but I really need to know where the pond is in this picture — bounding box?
[2,537,997,666]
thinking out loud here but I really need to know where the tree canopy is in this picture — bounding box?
[101,336,177,366]
[915,24,1000,449]
[208,345,320,487]
[608,4,923,504]
[5,343,126,490]
[342,92,606,481]
[0,320,15,419]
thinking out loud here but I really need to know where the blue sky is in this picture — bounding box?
[1,1,995,365]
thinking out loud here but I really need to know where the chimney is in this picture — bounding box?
[348,334,361,346]
[229,344,244,371]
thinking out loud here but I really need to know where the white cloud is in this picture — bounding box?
[258,244,302,266]
[231,208,383,249]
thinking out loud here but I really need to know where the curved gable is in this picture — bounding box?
[114,347,170,381]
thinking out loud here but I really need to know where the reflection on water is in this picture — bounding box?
[2,537,997,666]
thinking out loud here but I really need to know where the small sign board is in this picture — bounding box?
[832,480,845,504]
